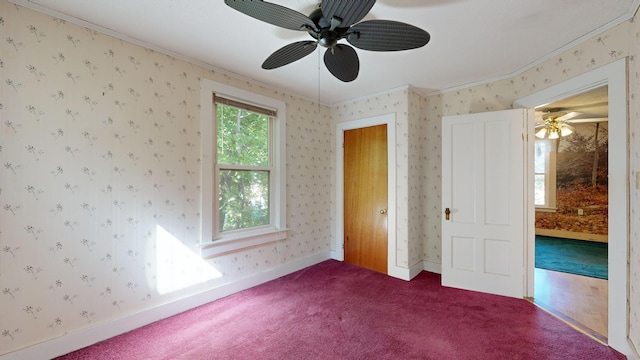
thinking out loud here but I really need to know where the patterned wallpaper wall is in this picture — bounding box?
[2,0,639,355]
[331,90,414,268]
[0,1,332,355]
[421,19,639,352]
[407,89,424,267]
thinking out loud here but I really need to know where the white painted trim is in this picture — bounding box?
[0,251,331,360]
[423,261,442,274]
[387,261,429,281]
[199,228,289,258]
[200,79,287,250]
[200,79,215,245]
[516,59,630,356]
[409,261,424,280]
[335,114,398,277]
[387,267,411,281]
[628,339,640,360]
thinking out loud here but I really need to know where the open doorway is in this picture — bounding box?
[516,59,628,354]
[531,86,609,341]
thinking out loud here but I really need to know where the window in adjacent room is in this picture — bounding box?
[534,138,557,210]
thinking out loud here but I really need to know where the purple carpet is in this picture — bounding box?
[56,260,624,359]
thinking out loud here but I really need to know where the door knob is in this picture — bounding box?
[445,207,451,220]
[380,209,387,215]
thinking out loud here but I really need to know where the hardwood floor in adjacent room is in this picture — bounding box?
[533,268,608,342]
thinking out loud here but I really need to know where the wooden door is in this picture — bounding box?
[344,124,388,274]
[441,109,529,298]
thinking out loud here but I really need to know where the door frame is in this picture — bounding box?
[516,59,629,353]
[335,113,405,279]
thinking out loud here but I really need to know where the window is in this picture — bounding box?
[534,139,557,210]
[199,80,287,257]
[215,97,273,233]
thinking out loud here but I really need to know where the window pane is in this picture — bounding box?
[219,170,270,232]
[534,140,550,173]
[217,104,269,166]
[534,174,546,206]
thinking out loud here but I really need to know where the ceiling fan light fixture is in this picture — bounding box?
[559,124,574,137]
[535,116,575,139]
[535,128,548,139]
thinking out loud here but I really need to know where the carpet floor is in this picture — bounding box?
[55,260,624,360]
[535,236,608,279]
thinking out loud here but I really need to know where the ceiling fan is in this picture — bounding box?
[534,107,607,139]
[535,112,577,139]
[224,0,431,82]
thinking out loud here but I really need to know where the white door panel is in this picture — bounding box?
[442,109,530,298]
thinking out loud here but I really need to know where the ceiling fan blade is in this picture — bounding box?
[262,41,318,69]
[321,0,376,27]
[324,44,359,82]
[225,0,315,31]
[566,118,609,124]
[347,20,430,51]
[556,111,581,122]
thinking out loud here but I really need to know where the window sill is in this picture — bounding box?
[199,228,289,258]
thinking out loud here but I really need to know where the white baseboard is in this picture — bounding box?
[423,260,442,274]
[625,338,640,360]
[0,251,331,360]
[409,261,424,279]
[388,265,411,280]
[388,261,426,281]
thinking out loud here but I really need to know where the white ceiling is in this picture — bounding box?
[17,0,640,105]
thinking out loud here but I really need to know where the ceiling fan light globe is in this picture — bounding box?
[548,130,560,140]
[535,128,548,138]
[559,124,574,137]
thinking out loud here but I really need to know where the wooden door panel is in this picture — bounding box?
[344,124,388,273]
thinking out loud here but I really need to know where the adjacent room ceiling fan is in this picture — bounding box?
[535,112,577,139]
[534,107,607,139]
[224,0,431,82]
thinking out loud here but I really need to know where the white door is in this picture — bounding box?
[441,109,530,298]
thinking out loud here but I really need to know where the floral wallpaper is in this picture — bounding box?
[2,0,639,356]
[331,90,416,269]
[0,1,332,355]
[407,89,424,267]
[421,18,639,353]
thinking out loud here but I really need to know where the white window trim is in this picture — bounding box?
[199,79,287,258]
[534,141,557,211]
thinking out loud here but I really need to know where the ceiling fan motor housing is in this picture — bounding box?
[309,8,344,48]
[318,29,339,48]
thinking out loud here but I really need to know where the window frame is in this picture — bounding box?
[199,80,287,257]
[214,101,274,235]
[534,138,557,212]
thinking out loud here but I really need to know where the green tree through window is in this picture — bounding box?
[216,102,272,232]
